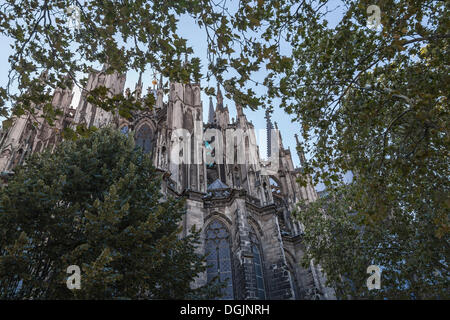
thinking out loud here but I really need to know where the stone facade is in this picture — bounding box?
[0,67,335,300]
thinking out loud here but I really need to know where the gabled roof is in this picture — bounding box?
[207,178,229,191]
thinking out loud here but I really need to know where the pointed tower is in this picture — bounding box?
[217,83,224,109]
[274,121,284,150]
[265,109,274,157]
[235,102,248,128]
[134,72,143,99]
[214,84,229,128]
[236,103,244,119]
[208,96,215,124]
[155,73,164,109]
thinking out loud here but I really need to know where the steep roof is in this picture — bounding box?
[207,178,229,191]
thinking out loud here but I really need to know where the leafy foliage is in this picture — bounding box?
[0,127,222,299]
[0,0,269,122]
[261,0,449,227]
[1,0,448,299]
[296,182,449,299]
[280,1,449,300]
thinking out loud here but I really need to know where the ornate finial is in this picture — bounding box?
[274,121,278,130]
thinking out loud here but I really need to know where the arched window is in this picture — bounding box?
[250,229,266,299]
[135,124,153,154]
[205,220,234,299]
[185,85,193,105]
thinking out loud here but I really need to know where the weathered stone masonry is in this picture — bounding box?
[0,67,335,300]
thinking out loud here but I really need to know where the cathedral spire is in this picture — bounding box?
[235,103,244,118]
[208,96,215,124]
[216,83,223,110]
[135,71,143,99]
[265,109,274,158]
[274,121,284,149]
[214,86,229,128]
[294,133,307,167]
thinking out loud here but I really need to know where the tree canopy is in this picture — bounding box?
[0,127,222,299]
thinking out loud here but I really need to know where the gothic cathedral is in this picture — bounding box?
[0,67,335,300]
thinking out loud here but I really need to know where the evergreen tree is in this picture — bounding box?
[0,127,222,299]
